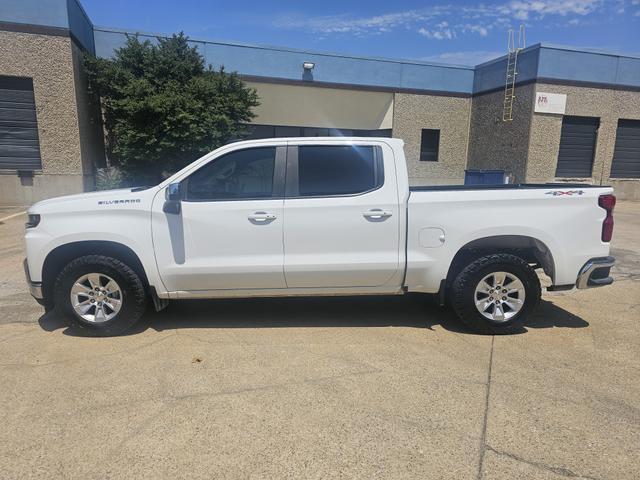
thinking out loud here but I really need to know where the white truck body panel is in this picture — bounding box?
[151,196,287,291]
[25,137,613,303]
[282,140,402,289]
[24,188,159,287]
[406,188,610,292]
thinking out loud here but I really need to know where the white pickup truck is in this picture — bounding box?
[24,137,616,336]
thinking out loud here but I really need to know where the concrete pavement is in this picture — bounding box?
[0,202,638,479]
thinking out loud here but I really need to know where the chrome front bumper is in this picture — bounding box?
[576,256,615,289]
[23,259,43,300]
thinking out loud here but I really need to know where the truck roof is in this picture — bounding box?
[227,137,404,146]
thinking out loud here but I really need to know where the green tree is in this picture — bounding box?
[84,33,259,177]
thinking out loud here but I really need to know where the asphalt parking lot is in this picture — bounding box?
[0,202,639,480]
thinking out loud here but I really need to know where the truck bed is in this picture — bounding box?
[404,183,613,292]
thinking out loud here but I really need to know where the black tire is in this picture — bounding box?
[451,253,541,335]
[53,255,147,336]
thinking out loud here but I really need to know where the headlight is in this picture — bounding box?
[25,214,40,228]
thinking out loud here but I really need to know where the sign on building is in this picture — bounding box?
[534,92,567,114]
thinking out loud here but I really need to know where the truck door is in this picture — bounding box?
[152,145,287,292]
[283,142,400,288]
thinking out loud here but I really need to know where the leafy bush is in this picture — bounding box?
[95,166,124,190]
[84,33,259,180]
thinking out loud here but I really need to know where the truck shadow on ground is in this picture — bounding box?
[38,294,589,337]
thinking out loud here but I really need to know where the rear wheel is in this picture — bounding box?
[451,254,541,334]
[54,255,147,336]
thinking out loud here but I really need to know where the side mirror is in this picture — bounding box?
[163,182,182,214]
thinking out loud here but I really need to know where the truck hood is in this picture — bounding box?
[28,187,157,214]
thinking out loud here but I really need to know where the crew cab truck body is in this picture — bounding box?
[24,138,616,335]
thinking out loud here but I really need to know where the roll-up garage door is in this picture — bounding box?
[555,116,599,178]
[0,76,42,170]
[610,119,640,178]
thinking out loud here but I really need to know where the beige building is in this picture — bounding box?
[1,0,639,204]
[245,83,473,187]
[468,47,640,200]
[0,29,104,205]
[469,81,640,200]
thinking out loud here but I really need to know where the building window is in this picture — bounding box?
[0,76,42,171]
[275,126,301,137]
[610,119,640,178]
[244,124,391,140]
[420,129,440,162]
[244,125,274,139]
[329,128,353,136]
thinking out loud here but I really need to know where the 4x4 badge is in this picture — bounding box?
[545,190,585,196]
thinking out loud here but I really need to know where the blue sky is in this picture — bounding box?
[81,0,639,65]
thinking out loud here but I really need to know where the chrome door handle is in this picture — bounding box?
[248,211,277,222]
[363,209,393,220]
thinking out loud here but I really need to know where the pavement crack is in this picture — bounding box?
[485,445,602,480]
[0,333,176,369]
[169,368,381,401]
[105,402,169,461]
[477,335,495,480]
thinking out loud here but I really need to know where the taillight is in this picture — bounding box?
[598,194,616,242]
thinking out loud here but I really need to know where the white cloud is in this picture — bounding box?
[274,10,432,36]
[418,27,456,40]
[273,0,623,40]
[463,24,490,36]
[504,0,602,20]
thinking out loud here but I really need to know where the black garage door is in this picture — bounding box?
[555,116,599,178]
[610,119,640,178]
[0,76,42,170]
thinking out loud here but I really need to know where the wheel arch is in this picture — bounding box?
[42,241,150,304]
[445,235,555,289]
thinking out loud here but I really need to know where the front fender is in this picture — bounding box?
[25,213,164,294]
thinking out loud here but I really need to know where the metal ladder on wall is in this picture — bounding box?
[502,25,526,122]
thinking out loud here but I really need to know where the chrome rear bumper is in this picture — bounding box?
[576,256,615,289]
[23,259,43,300]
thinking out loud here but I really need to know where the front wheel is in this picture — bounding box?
[450,254,541,334]
[54,255,147,336]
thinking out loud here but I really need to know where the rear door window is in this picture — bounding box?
[295,145,382,197]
